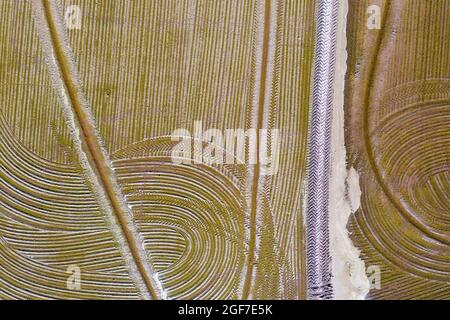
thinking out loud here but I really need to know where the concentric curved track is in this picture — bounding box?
[345,0,450,299]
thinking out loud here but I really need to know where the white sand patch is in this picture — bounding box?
[329,0,370,300]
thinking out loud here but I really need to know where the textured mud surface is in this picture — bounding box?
[1,0,448,300]
[345,0,450,299]
[0,0,315,299]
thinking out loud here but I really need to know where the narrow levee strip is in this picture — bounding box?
[241,0,275,299]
